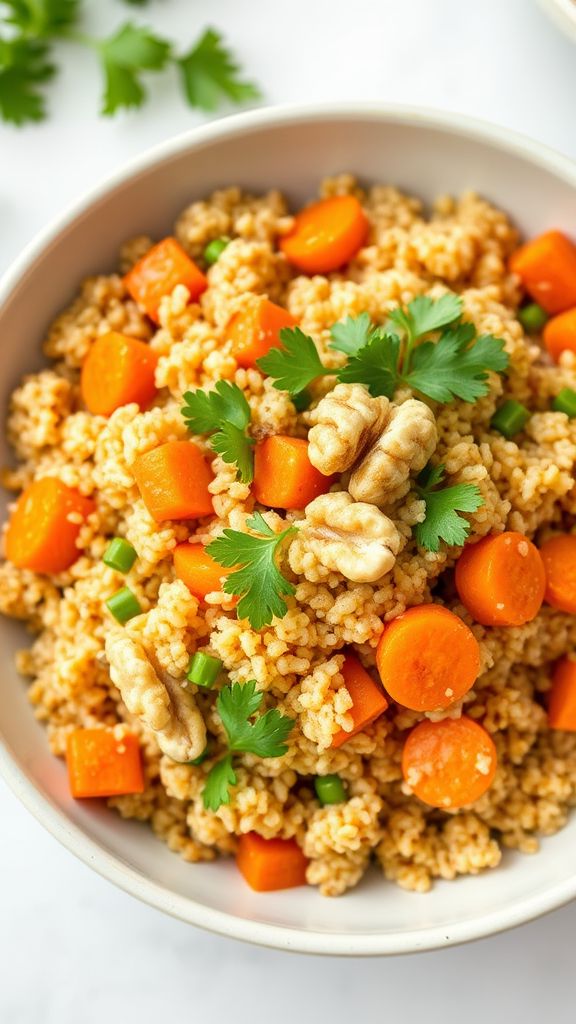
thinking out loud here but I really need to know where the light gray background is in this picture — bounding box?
[1,1,576,1021]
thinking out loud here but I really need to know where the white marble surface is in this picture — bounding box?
[2,1,576,1020]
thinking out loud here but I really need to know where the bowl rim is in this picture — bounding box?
[2,101,576,956]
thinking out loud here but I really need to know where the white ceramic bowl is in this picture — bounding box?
[2,104,576,956]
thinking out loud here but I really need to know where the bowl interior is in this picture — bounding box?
[1,108,576,954]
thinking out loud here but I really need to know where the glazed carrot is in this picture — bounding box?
[280,195,369,274]
[253,435,333,510]
[540,533,576,613]
[67,729,144,798]
[133,441,214,522]
[402,716,497,809]
[543,308,576,362]
[376,605,480,712]
[455,531,546,627]
[173,542,230,601]
[331,653,389,748]
[124,237,207,323]
[236,832,309,892]
[548,657,576,731]
[5,477,95,574]
[509,230,576,315]
[81,331,159,416]
[228,298,297,369]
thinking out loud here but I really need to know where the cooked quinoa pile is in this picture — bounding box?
[3,175,576,897]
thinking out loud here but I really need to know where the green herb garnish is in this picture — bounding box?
[415,464,483,552]
[181,381,255,484]
[203,680,295,811]
[206,512,297,630]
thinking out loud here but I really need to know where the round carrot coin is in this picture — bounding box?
[455,531,545,626]
[280,195,369,274]
[540,533,576,614]
[376,604,480,712]
[402,716,497,809]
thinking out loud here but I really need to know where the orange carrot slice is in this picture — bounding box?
[124,237,207,322]
[253,435,333,510]
[543,308,576,362]
[67,729,145,798]
[228,298,297,369]
[540,533,576,613]
[548,657,576,731]
[5,477,95,574]
[133,440,214,522]
[402,716,497,809]
[376,605,480,712]
[509,230,576,314]
[455,532,546,626]
[173,542,231,602]
[331,653,388,748]
[280,195,369,274]
[81,331,159,416]
[236,832,309,892]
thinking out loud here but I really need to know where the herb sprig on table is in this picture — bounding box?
[0,0,260,124]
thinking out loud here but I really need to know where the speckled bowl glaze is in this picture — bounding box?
[1,104,576,955]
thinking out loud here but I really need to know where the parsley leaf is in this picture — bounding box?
[330,312,380,356]
[415,464,483,552]
[405,324,509,403]
[338,332,402,398]
[181,381,255,484]
[206,512,297,630]
[99,22,171,115]
[202,752,236,812]
[0,38,55,125]
[389,293,463,340]
[257,327,330,396]
[178,28,260,112]
[2,0,79,34]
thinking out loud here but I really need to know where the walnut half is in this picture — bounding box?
[289,492,402,583]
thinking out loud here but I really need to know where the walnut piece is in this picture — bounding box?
[308,383,437,506]
[105,631,206,762]
[289,492,402,582]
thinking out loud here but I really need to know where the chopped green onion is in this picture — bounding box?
[314,774,346,806]
[103,537,137,573]
[106,586,141,624]
[552,388,576,418]
[518,303,549,334]
[203,236,231,266]
[292,387,313,413]
[490,400,530,439]
[187,651,222,689]
[187,741,212,766]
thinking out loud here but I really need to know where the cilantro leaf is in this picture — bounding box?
[405,325,509,403]
[178,27,260,112]
[0,38,55,125]
[337,332,402,398]
[98,22,171,115]
[181,381,254,483]
[415,464,483,552]
[330,312,380,356]
[2,0,79,34]
[210,422,255,484]
[206,512,297,630]
[390,293,463,340]
[202,753,236,812]
[257,327,330,396]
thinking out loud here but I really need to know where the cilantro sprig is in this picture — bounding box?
[257,293,509,405]
[0,2,260,124]
[203,680,295,811]
[206,512,297,630]
[414,464,483,552]
[181,381,255,484]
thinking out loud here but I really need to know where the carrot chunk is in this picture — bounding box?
[173,542,230,602]
[280,195,369,274]
[228,298,297,369]
[5,477,95,574]
[67,729,144,799]
[455,531,545,627]
[253,435,333,510]
[133,440,214,522]
[376,605,480,712]
[331,653,388,748]
[236,832,309,892]
[402,716,497,809]
[124,237,207,323]
[81,331,159,416]
[540,533,576,613]
[543,308,576,362]
[548,657,576,731]
[509,230,576,315]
